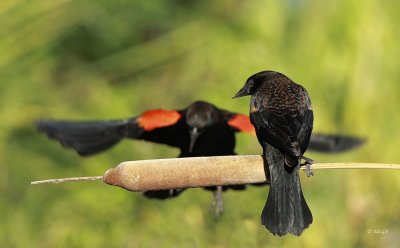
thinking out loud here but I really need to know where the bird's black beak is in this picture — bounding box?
[232,87,249,99]
[189,127,200,153]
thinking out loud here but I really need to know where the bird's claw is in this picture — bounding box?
[301,156,315,177]
[212,186,224,219]
[304,162,314,177]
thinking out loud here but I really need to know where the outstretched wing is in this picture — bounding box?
[222,111,256,135]
[308,134,366,152]
[224,111,364,153]
[133,109,185,146]
[36,109,185,156]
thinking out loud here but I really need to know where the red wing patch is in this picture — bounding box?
[227,114,256,135]
[137,109,182,131]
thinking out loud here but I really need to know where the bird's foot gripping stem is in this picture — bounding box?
[212,186,224,219]
[301,156,315,177]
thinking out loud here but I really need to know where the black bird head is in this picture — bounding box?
[185,101,220,152]
[233,70,283,98]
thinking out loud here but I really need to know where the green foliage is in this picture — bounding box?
[1,0,399,247]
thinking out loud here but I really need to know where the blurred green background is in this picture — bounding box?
[1,0,399,247]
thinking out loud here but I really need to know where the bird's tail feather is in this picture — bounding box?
[261,145,312,236]
[36,119,134,156]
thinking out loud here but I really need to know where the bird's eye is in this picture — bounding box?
[248,79,254,87]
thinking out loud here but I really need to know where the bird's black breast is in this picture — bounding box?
[179,123,236,157]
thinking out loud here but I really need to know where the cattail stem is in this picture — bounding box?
[31,176,103,185]
[30,155,400,191]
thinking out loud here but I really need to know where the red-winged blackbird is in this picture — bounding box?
[234,71,314,236]
[37,101,254,216]
[37,100,363,217]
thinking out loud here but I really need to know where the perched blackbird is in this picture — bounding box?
[37,100,363,217]
[234,71,314,236]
